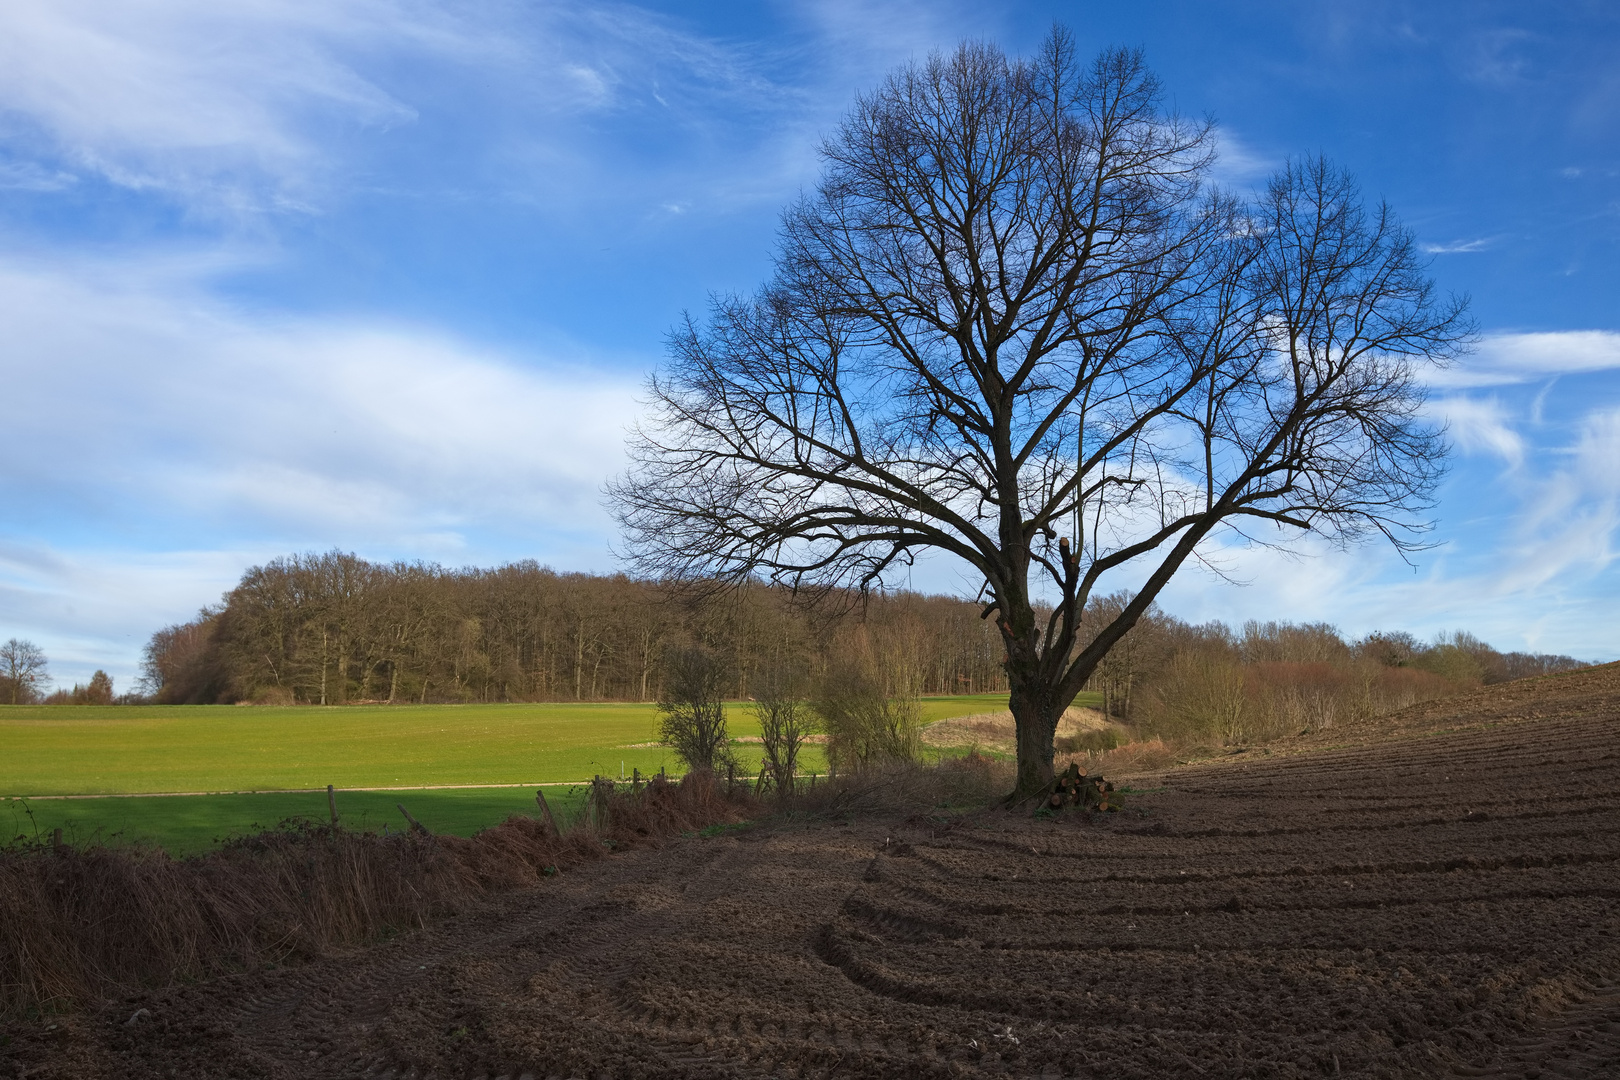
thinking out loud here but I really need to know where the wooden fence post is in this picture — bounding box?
[535,788,559,837]
[327,784,339,828]
[396,803,431,836]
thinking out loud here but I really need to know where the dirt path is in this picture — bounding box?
[6,675,1619,1078]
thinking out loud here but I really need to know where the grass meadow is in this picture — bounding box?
[2,694,1008,853]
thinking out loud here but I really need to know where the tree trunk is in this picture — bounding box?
[1009,679,1062,800]
[573,630,585,700]
[332,634,344,704]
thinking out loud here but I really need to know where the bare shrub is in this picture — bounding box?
[1361,664,1458,713]
[788,753,1011,818]
[812,654,920,771]
[0,773,752,1019]
[1245,661,1363,735]
[656,645,734,773]
[1410,642,1485,685]
[752,664,815,797]
[1134,622,1473,747]
[1135,648,1250,744]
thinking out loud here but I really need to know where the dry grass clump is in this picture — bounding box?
[0,772,751,1019]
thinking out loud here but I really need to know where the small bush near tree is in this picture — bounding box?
[1136,649,1249,744]
[656,646,734,773]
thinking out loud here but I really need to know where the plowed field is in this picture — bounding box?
[6,665,1619,1079]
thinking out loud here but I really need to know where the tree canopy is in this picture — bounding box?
[611,31,1473,798]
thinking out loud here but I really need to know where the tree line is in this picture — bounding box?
[139,552,1011,706]
[5,557,1591,723]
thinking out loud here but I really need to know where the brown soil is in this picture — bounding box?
[6,664,1619,1079]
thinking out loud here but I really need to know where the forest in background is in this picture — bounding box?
[6,550,1591,752]
[137,552,1010,707]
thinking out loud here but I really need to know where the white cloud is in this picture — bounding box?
[0,250,639,557]
[1419,238,1490,254]
[1433,395,1524,465]
[0,1,792,214]
[0,0,451,206]
[0,542,255,690]
[1502,406,1620,591]
[1145,398,1620,660]
[1209,130,1277,188]
[793,0,983,63]
[1429,330,1620,388]
[0,161,78,191]
[0,249,646,681]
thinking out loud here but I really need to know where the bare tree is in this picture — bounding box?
[1,638,50,704]
[656,645,734,773]
[84,670,114,705]
[142,608,231,704]
[752,663,814,795]
[610,32,1472,799]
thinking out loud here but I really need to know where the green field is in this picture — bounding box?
[1,695,1009,853]
[3,786,595,856]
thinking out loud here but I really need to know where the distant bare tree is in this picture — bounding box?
[84,670,114,705]
[610,31,1472,798]
[1,638,49,704]
[656,645,734,773]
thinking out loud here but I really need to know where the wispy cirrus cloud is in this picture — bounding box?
[1433,395,1525,465]
[1428,330,1620,388]
[0,1,803,216]
[0,0,444,209]
[1503,405,1620,590]
[0,159,78,191]
[1420,238,1491,254]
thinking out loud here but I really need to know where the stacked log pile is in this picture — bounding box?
[1049,762,1119,811]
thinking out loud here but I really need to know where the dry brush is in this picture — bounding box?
[0,773,752,1019]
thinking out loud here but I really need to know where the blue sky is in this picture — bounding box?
[1,0,1617,689]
